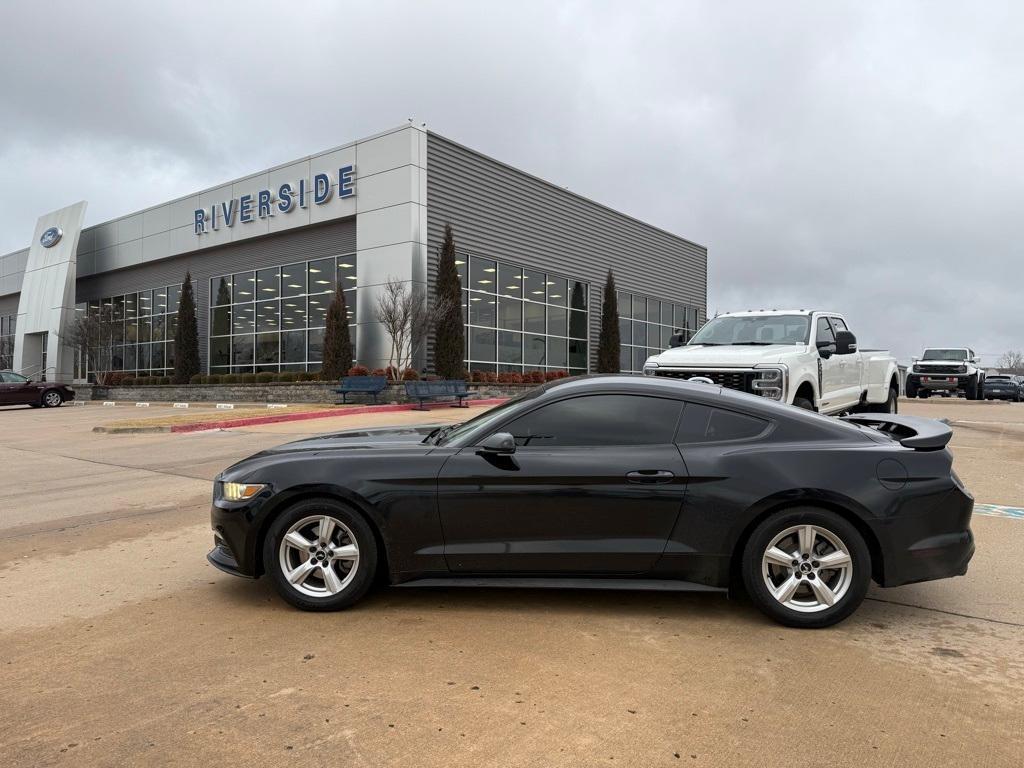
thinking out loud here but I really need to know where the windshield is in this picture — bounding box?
[922,349,969,361]
[428,386,544,447]
[688,315,810,346]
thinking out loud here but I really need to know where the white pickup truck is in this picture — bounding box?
[642,309,901,415]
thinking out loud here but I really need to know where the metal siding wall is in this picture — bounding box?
[425,133,707,371]
[74,219,356,370]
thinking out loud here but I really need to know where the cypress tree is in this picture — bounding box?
[173,271,200,383]
[597,270,621,373]
[433,223,465,379]
[322,286,354,380]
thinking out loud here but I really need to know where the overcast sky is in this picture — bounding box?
[2,1,1020,363]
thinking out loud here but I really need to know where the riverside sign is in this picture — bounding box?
[193,164,355,236]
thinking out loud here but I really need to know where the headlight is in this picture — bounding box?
[957,365,967,373]
[752,366,785,400]
[220,482,266,501]
[913,364,921,373]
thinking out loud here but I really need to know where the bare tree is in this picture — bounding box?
[997,350,1024,374]
[375,278,455,378]
[0,334,13,370]
[66,305,118,384]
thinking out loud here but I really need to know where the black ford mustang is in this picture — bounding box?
[208,376,974,628]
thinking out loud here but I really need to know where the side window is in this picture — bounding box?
[502,394,683,447]
[830,317,848,333]
[675,403,769,444]
[815,317,835,347]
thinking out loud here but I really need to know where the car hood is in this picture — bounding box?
[650,344,806,367]
[263,425,442,455]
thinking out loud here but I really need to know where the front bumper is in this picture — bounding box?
[908,374,969,391]
[209,495,268,578]
[877,488,975,587]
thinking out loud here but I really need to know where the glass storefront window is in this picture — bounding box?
[257,267,280,301]
[210,254,357,373]
[617,290,703,372]
[232,272,255,303]
[462,252,589,374]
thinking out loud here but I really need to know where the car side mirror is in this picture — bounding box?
[816,341,834,359]
[477,432,516,455]
[835,330,857,355]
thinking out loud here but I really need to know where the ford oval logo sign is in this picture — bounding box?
[40,226,63,248]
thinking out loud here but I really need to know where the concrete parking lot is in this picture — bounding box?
[1,397,1022,767]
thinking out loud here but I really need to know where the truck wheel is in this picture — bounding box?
[919,391,930,399]
[793,396,815,411]
[863,386,898,414]
[904,379,917,399]
[964,375,979,401]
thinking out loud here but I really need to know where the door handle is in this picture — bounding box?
[626,470,675,484]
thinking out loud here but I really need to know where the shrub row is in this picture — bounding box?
[104,367,570,387]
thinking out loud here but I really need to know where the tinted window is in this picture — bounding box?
[815,317,835,345]
[502,395,683,447]
[830,317,848,332]
[675,403,769,443]
[921,349,968,361]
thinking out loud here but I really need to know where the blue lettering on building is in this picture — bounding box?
[278,183,293,213]
[258,189,272,218]
[194,165,356,236]
[239,194,254,223]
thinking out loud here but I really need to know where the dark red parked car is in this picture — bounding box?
[0,371,75,408]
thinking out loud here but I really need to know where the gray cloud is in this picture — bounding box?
[1,1,1020,363]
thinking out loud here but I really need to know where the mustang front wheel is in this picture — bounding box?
[742,508,870,628]
[264,498,377,611]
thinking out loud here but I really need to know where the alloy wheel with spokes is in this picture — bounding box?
[43,391,63,407]
[761,524,853,613]
[743,507,870,628]
[264,497,378,611]
[279,514,360,598]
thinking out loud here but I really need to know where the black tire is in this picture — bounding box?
[904,379,917,399]
[792,396,815,411]
[41,390,64,408]
[861,386,898,414]
[964,375,979,401]
[919,390,930,398]
[742,507,871,628]
[263,497,378,612]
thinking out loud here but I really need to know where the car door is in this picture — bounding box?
[814,316,846,411]
[828,316,862,404]
[436,393,688,574]
[0,372,15,404]
[2,372,37,405]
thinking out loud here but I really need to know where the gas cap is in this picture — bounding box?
[877,458,908,491]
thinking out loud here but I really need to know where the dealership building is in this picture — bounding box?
[0,123,707,383]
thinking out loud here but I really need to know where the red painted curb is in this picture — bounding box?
[170,398,509,434]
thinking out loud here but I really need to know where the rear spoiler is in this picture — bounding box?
[840,413,952,450]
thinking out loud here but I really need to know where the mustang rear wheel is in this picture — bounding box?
[264,498,377,611]
[742,508,870,628]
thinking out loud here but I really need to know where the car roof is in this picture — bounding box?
[534,375,859,434]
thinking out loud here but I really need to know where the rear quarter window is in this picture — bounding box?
[675,403,770,443]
